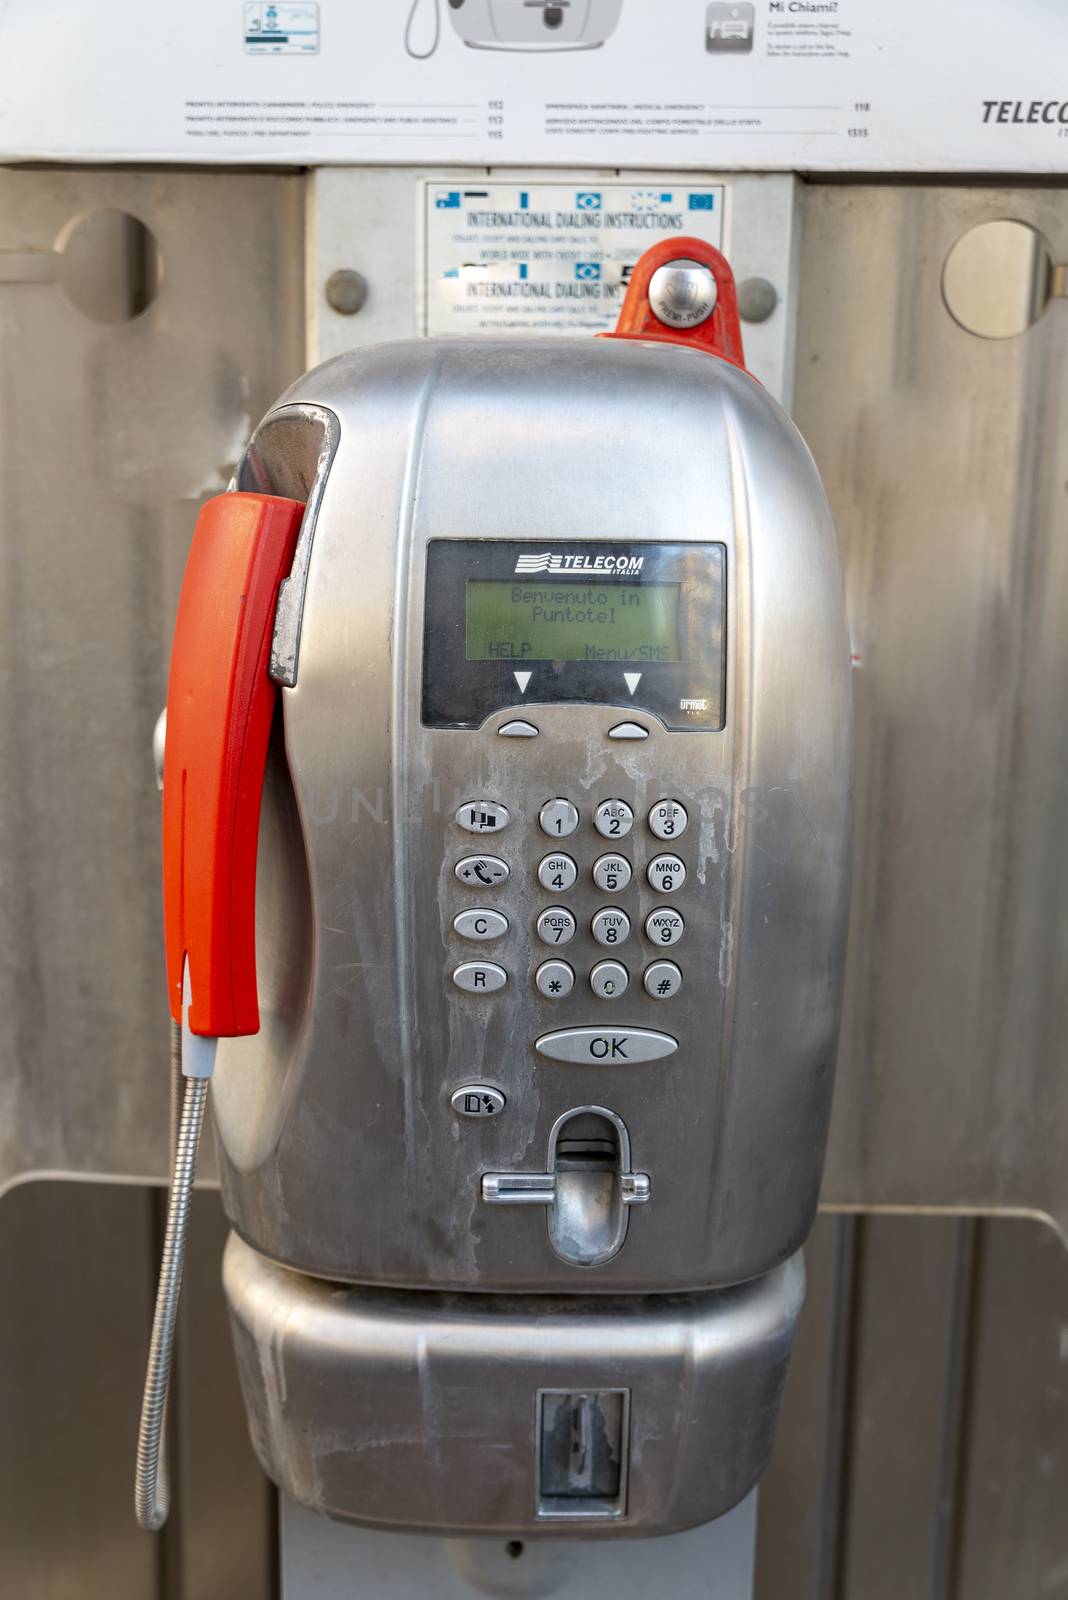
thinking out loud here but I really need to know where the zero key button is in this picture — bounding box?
[453,962,508,995]
[534,1027,678,1063]
[590,960,629,999]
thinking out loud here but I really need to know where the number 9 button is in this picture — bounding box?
[645,907,684,947]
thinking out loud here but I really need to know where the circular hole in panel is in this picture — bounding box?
[942,219,1054,339]
[55,209,162,323]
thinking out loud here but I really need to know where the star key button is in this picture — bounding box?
[535,959,575,999]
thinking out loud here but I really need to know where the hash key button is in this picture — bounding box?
[534,1027,678,1063]
[644,961,683,1000]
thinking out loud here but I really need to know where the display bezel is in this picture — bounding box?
[421,539,727,732]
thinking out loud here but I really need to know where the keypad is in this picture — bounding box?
[594,799,634,838]
[537,906,577,946]
[538,853,578,892]
[539,798,579,837]
[590,960,629,1000]
[449,787,691,1022]
[591,907,630,948]
[592,853,631,893]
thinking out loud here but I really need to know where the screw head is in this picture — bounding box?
[648,259,718,329]
[737,276,778,323]
[324,269,368,316]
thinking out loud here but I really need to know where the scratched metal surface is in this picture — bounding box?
[794,185,1068,1242]
[0,167,304,1195]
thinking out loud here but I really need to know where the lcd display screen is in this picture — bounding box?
[465,579,682,664]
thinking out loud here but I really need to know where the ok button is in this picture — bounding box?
[534,1027,678,1064]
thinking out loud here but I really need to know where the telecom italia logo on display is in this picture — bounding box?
[514,552,645,575]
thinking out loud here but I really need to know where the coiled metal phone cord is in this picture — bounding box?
[134,1018,209,1531]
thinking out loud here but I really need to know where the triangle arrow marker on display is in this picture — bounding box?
[624,672,642,696]
[514,670,532,694]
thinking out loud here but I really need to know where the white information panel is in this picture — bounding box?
[423,181,724,335]
[1,0,1067,171]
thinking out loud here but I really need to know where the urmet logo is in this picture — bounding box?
[514,551,645,576]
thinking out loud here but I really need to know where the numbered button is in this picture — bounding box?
[452,962,508,995]
[539,798,579,838]
[538,853,578,893]
[646,854,685,894]
[535,960,575,999]
[643,961,683,1000]
[591,908,630,948]
[536,906,577,946]
[594,799,634,838]
[455,856,510,889]
[648,800,688,840]
[455,800,510,834]
[592,853,632,893]
[590,960,629,1000]
[644,907,684,947]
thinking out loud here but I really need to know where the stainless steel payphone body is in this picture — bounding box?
[148,244,852,1540]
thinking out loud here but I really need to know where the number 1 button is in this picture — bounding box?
[539,798,579,837]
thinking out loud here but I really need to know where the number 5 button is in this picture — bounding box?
[647,854,685,893]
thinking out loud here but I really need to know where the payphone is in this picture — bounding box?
[137,239,852,1541]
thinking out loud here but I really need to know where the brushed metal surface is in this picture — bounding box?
[0,1182,275,1600]
[755,1211,1068,1600]
[281,1491,757,1598]
[0,167,304,1197]
[211,336,852,1293]
[794,186,1068,1242]
[224,1230,804,1538]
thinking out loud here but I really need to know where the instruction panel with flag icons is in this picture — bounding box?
[423,183,723,337]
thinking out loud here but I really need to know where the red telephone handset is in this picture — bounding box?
[162,492,304,1037]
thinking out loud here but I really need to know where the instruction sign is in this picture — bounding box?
[2,0,1068,172]
[423,183,724,336]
